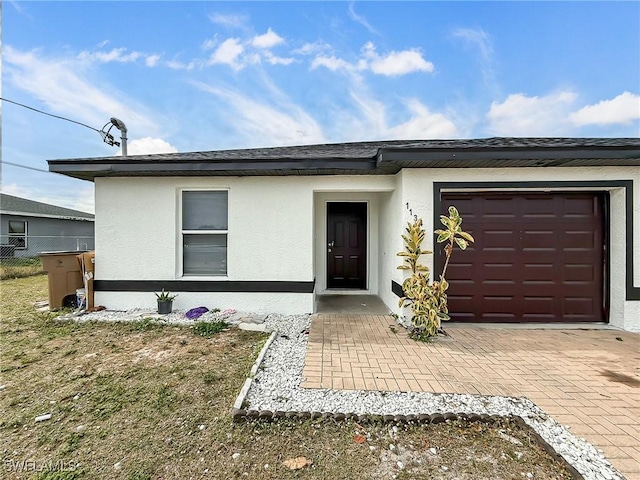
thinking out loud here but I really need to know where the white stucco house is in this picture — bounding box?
[48,138,640,331]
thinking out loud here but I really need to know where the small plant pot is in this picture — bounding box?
[157,300,173,314]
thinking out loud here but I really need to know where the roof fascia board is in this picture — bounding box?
[0,210,94,221]
[48,158,378,178]
[379,146,640,165]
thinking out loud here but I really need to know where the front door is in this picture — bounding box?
[327,202,367,289]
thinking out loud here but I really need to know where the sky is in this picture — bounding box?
[2,1,639,214]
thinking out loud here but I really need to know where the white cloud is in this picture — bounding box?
[311,42,434,77]
[77,47,161,67]
[121,137,179,155]
[348,87,387,136]
[324,74,458,142]
[569,91,640,126]
[193,82,326,146]
[4,46,158,132]
[77,47,141,63]
[263,51,295,66]
[203,31,293,69]
[365,46,434,76]
[251,28,285,49]
[208,12,248,29]
[311,55,352,72]
[2,183,95,214]
[208,38,244,69]
[201,36,218,51]
[452,27,493,61]
[292,41,332,56]
[8,0,31,19]
[388,99,459,138]
[486,91,578,136]
[166,59,197,71]
[348,2,378,35]
[145,54,161,67]
[452,27,497,92]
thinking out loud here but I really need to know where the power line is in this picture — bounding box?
[0,97,101,133]
[1,161,56,174]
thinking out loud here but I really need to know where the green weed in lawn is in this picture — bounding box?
[193,320,228,337]
[127,317,166,332]
[34,471,83,480]
[127,470,152,480]
[61,432,84,455]
[155,384,177,410]
[203,369,224,384]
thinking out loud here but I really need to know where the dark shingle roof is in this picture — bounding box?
[48,137,640,181]
[0,194,94,220]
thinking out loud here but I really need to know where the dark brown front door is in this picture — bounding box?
[327,202,367,289]
[440,192,606,323]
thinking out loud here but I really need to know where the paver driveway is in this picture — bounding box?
[302,314,640,479]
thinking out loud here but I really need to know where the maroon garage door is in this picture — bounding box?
[441,192,606,323]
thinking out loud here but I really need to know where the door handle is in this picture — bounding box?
[328,241,334,247]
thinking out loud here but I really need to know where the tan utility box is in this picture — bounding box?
[40,251,85,309]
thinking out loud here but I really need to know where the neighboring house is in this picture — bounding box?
[48,138,640,331]
[0,194,94,258]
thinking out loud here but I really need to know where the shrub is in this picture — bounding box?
[397,206,474,341]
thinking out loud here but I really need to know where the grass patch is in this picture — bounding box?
[126,470,152,480]
[126,317,166,332]
[1,276,574,479]
[0,257,44,279]
[34,471,83,480]
[203,369,224,384]
[193,320,228,337]
[155,384,177,410]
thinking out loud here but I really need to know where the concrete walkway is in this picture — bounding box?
[302,314,640,479]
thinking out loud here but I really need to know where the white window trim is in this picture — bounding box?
[8,220,28,250]
[178,189,229,279]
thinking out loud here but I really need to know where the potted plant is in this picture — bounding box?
[155,289,177,314]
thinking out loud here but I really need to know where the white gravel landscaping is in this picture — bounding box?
[58,307,254,326]
[245,313,625,480]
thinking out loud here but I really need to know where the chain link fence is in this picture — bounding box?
[0,236,94,279]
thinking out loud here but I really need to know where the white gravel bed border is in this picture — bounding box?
[241,314,624,480]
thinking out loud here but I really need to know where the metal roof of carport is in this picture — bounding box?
[48,137,640,182]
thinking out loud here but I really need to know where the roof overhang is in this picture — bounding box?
[378,146,640,168]
[47,157,389,181]
[48,138,640,182]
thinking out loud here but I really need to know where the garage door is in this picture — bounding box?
[440,192,606,323]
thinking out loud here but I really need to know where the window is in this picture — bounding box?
[181,191,228,276]
[8,221,27,249]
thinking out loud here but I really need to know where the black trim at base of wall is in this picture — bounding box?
[94,279,315,294]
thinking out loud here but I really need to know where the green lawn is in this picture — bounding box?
[0,258,43,280]
[0,276,573,479]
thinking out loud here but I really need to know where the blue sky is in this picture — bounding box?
[2,1,639,213]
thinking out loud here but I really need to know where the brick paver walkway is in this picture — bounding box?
[302,314,640,479]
